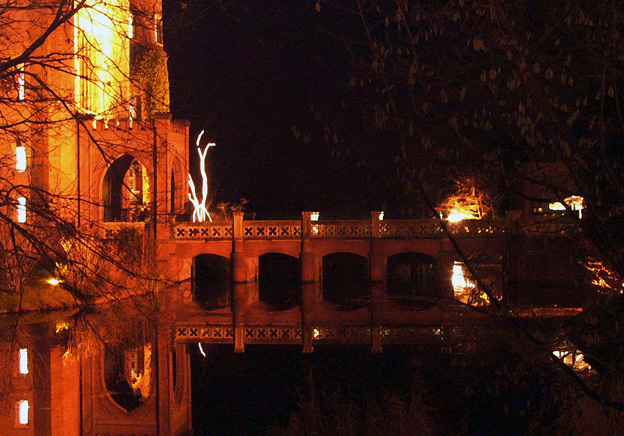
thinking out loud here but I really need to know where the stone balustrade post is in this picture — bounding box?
[370,211,385,353]
[301,212,318,353]
[231,211,246,352]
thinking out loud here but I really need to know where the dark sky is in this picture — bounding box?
[164,2,390,218]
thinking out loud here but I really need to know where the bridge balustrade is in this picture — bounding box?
[172,213,583,352]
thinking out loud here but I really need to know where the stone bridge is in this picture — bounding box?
[169,212,512,352]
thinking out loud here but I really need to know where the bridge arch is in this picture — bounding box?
[258,252,300,310]
[193,254,231,310]
[102,153,151,222]
[322,252,369,309]
[386,252,441,298]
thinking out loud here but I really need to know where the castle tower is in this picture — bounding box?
[0,1,191,434]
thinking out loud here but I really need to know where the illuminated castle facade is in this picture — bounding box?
[0,1,191,434]
[0,0,189,232]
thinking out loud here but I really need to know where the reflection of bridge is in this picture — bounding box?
[6,214,582,436]
[171,212,508,352]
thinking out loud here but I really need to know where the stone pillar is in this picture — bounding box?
[370,211,385,353]
[301,212,318,353]
[156,325,173,436]
[231,212,247,352]
[180,258,195,304]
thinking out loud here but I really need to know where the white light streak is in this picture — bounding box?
[198,342,206,357]
[19,349,28,374]
[188,131,215,223]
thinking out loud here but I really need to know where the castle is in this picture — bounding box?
[0,1,591,435]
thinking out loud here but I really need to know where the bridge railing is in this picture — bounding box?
[173,213,577,241]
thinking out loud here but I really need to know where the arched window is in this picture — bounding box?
[103,155,150,222]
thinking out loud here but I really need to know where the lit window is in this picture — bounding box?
[19,349,28,374]
[17,197,26,223]
[17,64,25,101]
[154,14,163,44]
[128,13,134,39]
[16,144,26,172]
[549,195,584,218]
[17,400,29,425]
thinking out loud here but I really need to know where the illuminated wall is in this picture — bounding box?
[74,0,131,117]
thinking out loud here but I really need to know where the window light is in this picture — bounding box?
[16,145,26,172]
[19,349,28,374]
[154,14,163,44]
[17,197,26,223]
[128,13,134,39]
[17,400,29,425]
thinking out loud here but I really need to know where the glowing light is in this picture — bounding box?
[313,328,320,339]
[188,131,215,223]
[55,321,69,333]
[553,350,592,371]
[310,212,319,221]
[452,261,478,304]
[17,197,26,223]
[47,278,61,286]
[549,195,584,218]
[18,400,28,425]
[19,349,28,374]
[198,343,206,357]
[585,259,623,293]
[447,209,473,222]
[379,211,384,221]
[16,145,26,172]
[154,13,163,44]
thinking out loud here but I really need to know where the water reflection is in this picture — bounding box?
[0,302,191,436]
[0,303,600,436]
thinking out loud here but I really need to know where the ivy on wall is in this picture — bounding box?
[130,44,170,115]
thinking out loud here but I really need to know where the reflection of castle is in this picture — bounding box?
[0,1,596,435]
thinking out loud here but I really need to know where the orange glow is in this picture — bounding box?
[452,262,490,305]
[439,178,491,221]
[447,209,474,222]
[55,321,69,333]
[549,195,584,218]
[585,259,623,293]
[74,0,130,115]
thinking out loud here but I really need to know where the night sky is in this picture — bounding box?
[165,2,397,218]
